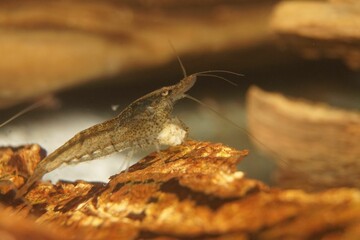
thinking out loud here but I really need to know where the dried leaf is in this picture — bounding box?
[1,141,360,239]
[271,0,360,69]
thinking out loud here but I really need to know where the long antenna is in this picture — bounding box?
[0,95,59,128]
[168,40,187,78]
[184,94,290,168]
[196,70,244,77]
[196,73,238,86]
[0,101,43,128]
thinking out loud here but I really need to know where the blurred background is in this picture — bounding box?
[0,0,359,190]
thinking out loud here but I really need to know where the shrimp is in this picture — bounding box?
[14,74,197,198]
[13,51,243,199]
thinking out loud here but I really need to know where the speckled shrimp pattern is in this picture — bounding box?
[15,75,197,199]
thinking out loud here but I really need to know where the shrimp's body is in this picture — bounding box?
[15,75,196,198]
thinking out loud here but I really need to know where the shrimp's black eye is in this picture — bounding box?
[161,90,169,96]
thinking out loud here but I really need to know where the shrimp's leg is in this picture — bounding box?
[155,143,161,153]
[124,150,134,172]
